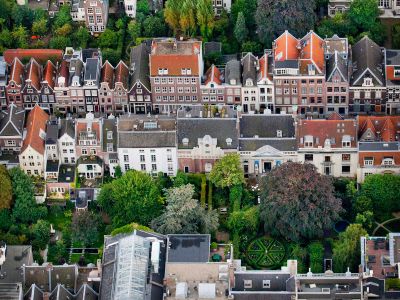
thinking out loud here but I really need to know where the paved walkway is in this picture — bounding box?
[372,216,400,235]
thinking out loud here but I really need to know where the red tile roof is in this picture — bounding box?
[57,61,69,87]
[9,58,25,86]
[258,54,272,81]
[150,40,201,76]
[274,31,299,61]
[42,60,56,89]
[101,61,114,88]
[114,61,129,89]
[299,31,325,73]
[358,116,400,142]
[327,112,344,120]
[21,105,49,154]
[4,49,63,64]
[298,119,358,148]
[25,59,41,91]
[76,120,101,144]
[204,65,222,85]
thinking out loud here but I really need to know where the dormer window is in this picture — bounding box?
[342,135,351,147]
[181,68,191,75]
[304,135,313,147]
[277,130,282,138]
[364,157,374,166]
[363,78,373,87]
[382,157,394,165]
[182,138,189,146]
[158,68,168,75]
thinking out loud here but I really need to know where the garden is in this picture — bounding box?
[245,237,286,269]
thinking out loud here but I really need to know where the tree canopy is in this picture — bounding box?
[151,184,219,234]
[209,153,245,188]
[259,162,342,242]
[71,210,101,247]
[333,224,367,272]
[98,170,163,227]
[0,165,12,210]
[31,219,50,250]
[9,168,47,224]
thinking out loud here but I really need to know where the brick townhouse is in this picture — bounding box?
[150,39,203,114]
[384,48,400,114]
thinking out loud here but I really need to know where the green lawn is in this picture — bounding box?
[46,208,72,232]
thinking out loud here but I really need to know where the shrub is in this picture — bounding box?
[211,241,218,250]
[200,176,206,207]
[308,242,324,273]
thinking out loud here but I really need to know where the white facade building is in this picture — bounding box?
[124,0,137,18]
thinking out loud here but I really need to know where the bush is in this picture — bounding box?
[229,185,242,212]
[111,222,153,236]
[200,176,206,207]
[308,242,324,273]
[211,241,218,250]
[386,278,400,290]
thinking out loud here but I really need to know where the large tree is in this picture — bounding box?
[98,170,163,227]
[196,0,215,41]
[31,220,50,250]
[256,0,316,46]
[151,184,219,234]
[209,153,245,189]
[333,224,367,272]
[234,12,248,44]
[179,0,196,36]
[259,162,342,242]
[9,168,47,224]
[71,210,101,247]
[360,174,400,221]
[164,0,182,34]
[0,165,12,210]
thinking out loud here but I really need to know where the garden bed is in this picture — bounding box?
[245,237,286,269]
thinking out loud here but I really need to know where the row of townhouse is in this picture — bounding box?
[1,34,400,117]
[329,0,400,18]
[1,105,398,196]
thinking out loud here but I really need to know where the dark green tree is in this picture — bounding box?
[74,27,90,49]
[32,220,50,250]
[142,15,166,37]
[101,48,120,66]
[71,210,101,247]
[0,165,12,209]
[260,162,342,242]
[53,5,72,29]
[49,36,71,49]
[234,11,248,44]
[98,170,163,227]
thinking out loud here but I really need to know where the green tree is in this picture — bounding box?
[180,0,196,36]
[209,153,245,188]
[98,170,163,227]
[32,220,50,250]
[0,0,15,27]
[200,176,207,207]
[151,184,219,234]
[308,242,324,273]
[32,18,47,36]
[360,174,400,221]
[0,28,13,51]
[393,24,400,48]
[241,41,262,53]
[11,25,28,48]
[74,27,90,48]
[164,0,182,34]
[234,11,248,44]
[12,5,34,28]
[260,163,342,242]
[114,165,122,178]
[53,5,72,29]
[137,0,150,15]
[355,211,374,231]
[98,29,118,48]
[227,206,259,234]
[196,0,215,41]
[49,36,71,49]
[348,0,380,32]
[231,0,257,30]
[0,165,12,209]
[173,171,189,187]
[71,211,101,247]
[101,48,120,66]
[353,195,373,214]
[142,15,166,37]
[127,20,141,43]
[0,209,13,231]
[333,224,367,272]
[207,183,213,210]
[10,168,47,224]
[55,23,72,37]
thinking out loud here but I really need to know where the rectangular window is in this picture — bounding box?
[140,164,146,171]
[304,154,313,161]
[140,155,145,162]
[151,155,156,162]
[124,155,129,162]
[342,154,350,161]
[342,165,351,173]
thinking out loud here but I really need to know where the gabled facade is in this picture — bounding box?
[201,64,225,105]
[129,43,152,114]
[113,61,129,114]
[0,104,25,154]
[297,118,358,177]
[54,60,71,114]
[99,60,115,114]
[19,105,49,176]
[83,0,109,34]
[83,57,101,113]
[40,60,57,113]
[224,59,242,105]
[239,114,297,176]
[58,118,76,165]
[5,58,25,108]
[257,52,275,113]
[102,117,118,177]
[384,49,400,114]
[349,36,386,114]
[241,52,259,113]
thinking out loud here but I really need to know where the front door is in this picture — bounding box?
[263,162,272,173]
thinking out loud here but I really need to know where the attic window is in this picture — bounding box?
[182,138,189,146]
[277,130,282,138]
[304,135,313,147]
[342,135,351,147]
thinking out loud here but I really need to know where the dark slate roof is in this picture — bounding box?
[275,60,298,69]
[84,58,100,82]
[239,139,297,152]
[82,48,101,63]
[0,283,23,300]
[46,122,59,144]
[0,246,33,284]
[351,36,384,86]
[130,42,151,91]
[242,53,257,84]
[59,119,75,139]
[58,164,75,183]
[46,160,59,172]
[102,118,117,152]
[0,104,25,137]
[239,115,296,138]
[118,131,176,148]
[359,141,399,151]
[204,41,222,57]
[167,234,210,263]
[385,49,400,65]
[177,118,238,149]
[363,277,384,298]
[326,51,348,82]
[225,59,241,85]
[232,272,292,292]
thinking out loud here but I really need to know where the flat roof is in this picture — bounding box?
[167,235,210,263]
